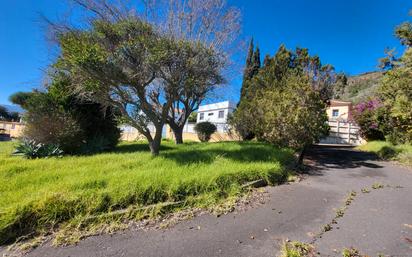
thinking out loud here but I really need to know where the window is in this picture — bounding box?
[11,124,15,130]
[218,110,224,119]
[199,113,204,120]
[332,109,339,117]
[208,112,214,116]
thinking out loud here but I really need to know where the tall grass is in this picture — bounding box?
[357,141,412,167]
[0,140,294,245]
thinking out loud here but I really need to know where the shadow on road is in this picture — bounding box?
[304,145,383,175]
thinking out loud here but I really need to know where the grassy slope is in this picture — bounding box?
[0,140,294,245]
[357,141,412,167]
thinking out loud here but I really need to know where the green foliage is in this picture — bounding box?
[280,241,315,257]
[234,65,328,151]
[0,140,294,245]
[10,74,120,155]
[335,72,383,103]
[240,39,261,100]
[228,100,256,141]
[8,92,33,109]
[188,112,198,122]
[331,73,348,99]
[395,21,412,47]
[255,72,328,150]
[378,57,412,144]
[13,139,63,159]
[341,247,365,257]
[0,105,19,122]
[56,16,225,153]
[367,13,412,145]
[194,122,217,142]
[237,39,261,139]
[235,44,332,144]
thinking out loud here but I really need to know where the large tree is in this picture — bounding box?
[0,106,19,122]
[148,0,240,144]
[251,71,328,163]
[233,39,261,140]
[55,18,178,155]
[240,39,261,100]
[231,44,330,161]
[67,0,240,145]
[164,41,225,144]
[354,10,412,144]
[380,11,412,144]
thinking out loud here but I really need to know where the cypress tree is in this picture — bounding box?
[252,45,261,77]
[235,39,262,141]
[240,39,255,99]
[240,39,262,100]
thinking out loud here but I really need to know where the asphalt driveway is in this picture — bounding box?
[5,146,412,257]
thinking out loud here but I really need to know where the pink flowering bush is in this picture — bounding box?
[353,98,385,141]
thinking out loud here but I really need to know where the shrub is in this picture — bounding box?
[242,71,329,152]
[342,247,365,257]
[194,122,217,142]
[13,139,64,159]
[10,74,120,155]
[353,98,385,141]
[22,95,84,153]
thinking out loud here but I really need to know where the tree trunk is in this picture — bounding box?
[173,127,184,144]
[148,124,163,156]
[148,139,160,156]
[169,121,185,145]
[297,145,308,166]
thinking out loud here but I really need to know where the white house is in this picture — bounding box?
[196,101,235,133]
[119,100,237,140]
[197,101,235,123]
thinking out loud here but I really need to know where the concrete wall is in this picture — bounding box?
[0,121,24,138]
[165,124,241,142]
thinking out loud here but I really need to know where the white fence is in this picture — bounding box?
[319,120,364,146]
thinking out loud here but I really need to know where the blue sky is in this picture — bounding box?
[1,0,411,105]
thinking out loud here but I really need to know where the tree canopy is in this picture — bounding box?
[230,44,329,161]
[354,11,412,144]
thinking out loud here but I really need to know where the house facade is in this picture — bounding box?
[322,100,364,145]
[326,100,354,121]
[162,101,239,142]
[197,101,235,123]
[196,101,235,133]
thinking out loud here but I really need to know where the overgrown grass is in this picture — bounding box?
[357,141,412,167]
[0,140,294,245]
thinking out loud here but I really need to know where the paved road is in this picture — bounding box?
[6,146,412,256]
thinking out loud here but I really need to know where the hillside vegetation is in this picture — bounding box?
[339,71,384,103]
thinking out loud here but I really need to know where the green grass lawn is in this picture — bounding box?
[0,140,294,245]
[357,141,412,167]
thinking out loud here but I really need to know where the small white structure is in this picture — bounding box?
[197,101,235,123]
[196,101,235,133]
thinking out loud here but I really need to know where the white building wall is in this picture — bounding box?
[196,101,235,124]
